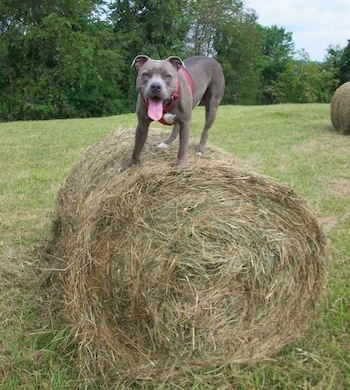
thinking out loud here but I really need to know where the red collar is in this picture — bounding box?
[143,67,194,126]
[159,77,179,121]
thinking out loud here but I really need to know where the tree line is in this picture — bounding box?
[0,0,349,121]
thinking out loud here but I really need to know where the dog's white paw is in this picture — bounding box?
[158,142,170,149]
[196,151,204,156]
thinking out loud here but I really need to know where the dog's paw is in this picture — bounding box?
[119,159,135,172]
[196,151,204,156]
[158,142,170,149]
[175,159,186,167]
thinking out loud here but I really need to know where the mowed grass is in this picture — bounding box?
[0,104,349,388]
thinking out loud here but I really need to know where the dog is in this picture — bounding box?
[119,55,225,171]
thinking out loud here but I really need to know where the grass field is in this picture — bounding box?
[0,104,349,389]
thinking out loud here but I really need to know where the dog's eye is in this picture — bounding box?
[142,72,150,78]
[165,74,173,80]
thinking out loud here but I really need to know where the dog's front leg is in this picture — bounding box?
[120,120,150,171]
[132,121,150,164]
[176,121,191,167]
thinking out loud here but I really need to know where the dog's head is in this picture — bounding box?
[132,55,184,121]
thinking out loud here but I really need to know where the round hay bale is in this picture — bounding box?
[331,81,350,134]
[46,128,326,385]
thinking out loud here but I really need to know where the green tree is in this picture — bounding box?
[214,5,263,104]
[271,51,330,104]
[322,44,343,96]
[259,25,295,104]
[110,0,189,58]
[186,0,246,56]
[338,39,350,84]
[0,0,123,120]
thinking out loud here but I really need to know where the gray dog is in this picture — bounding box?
[120,55,225,171]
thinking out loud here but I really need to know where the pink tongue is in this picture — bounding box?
[148,98,163,121]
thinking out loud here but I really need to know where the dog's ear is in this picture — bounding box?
[131,55,151,70]
[166,56,185,71]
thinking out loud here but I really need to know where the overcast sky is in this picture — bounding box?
[248,0,350,61]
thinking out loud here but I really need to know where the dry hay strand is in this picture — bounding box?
[331,81,350,135]
[45,128,326,386]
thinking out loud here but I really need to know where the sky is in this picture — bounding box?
[247,0,350,61]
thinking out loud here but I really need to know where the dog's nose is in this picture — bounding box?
[150,82,162,93]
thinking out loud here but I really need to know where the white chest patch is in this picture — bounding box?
[162,113,176,125]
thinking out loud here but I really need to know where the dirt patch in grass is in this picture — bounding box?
[319,216,340,231]
[324,178,350,197]
[294,133,350,156]
[294,140,323,154]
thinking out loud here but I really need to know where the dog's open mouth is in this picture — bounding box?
[148,98,164,121]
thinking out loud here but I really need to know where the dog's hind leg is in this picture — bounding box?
[197,67,225,156]
[158,123,180,149]
[196,94,220,156]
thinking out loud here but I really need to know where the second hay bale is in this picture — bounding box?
[331,81,350,134]
[47,129,326,385]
